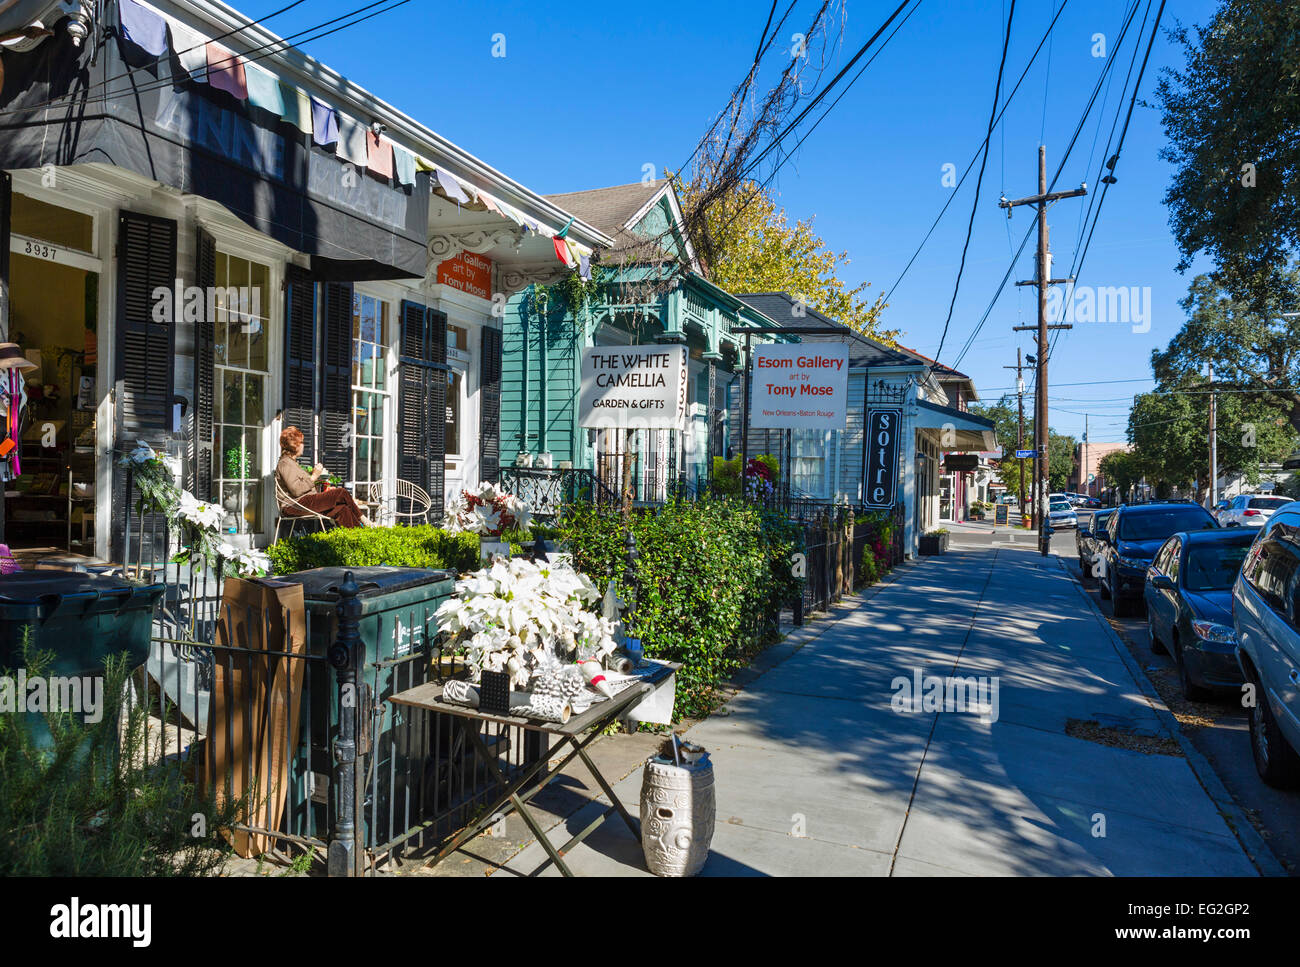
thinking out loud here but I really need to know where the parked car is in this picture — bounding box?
[1144,529,1255,699]
[1048,499,1077,530]
[1213,498,1231,519]
[997,494,1019,505]
[1077,508,1114,578]
[1100,502,1219,617]
[1233,502,1300,787]
[1219,493,1291,528]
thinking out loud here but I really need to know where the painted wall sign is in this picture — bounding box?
[437,252,493,301]
[578,345,688,431]
[749,343,848,430]
[863,407,902,508]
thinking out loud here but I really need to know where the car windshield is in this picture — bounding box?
[1118,508,1217,541]
[1248,497,1289,511]
[1183,542,1251,591]
[1050,501,1071,513]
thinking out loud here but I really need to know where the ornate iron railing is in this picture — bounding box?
[496,467,619,521]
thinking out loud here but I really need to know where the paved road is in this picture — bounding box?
[499,536,1266,876]
[1062,511,1300,875]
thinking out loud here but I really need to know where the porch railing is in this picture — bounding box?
[496,467,618,521]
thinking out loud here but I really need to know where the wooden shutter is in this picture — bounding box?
[428,308,447,517]
[319,281,354,482]
[282,265,317,457]
[397,300,447,519]
[190,228,217,499]
[113,211,178,563]
[479,325,502,483]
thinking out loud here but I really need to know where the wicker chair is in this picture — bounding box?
[365,480,432,525]
[275,477,336,540]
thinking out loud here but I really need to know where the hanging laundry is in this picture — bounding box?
[367,132,394,180]
[119,0,168,57]
[167,18,208,82]
[244,61,284,115]
[281,83,313,134]
[206,42,248,100]
[337,114,369,167]
[310,96,339,147]
[432,167,470,205]
[392,143,417,187]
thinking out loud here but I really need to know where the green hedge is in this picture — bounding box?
[559,497,803,718]
[266,524,481,575]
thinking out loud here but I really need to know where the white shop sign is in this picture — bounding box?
[749,343,848,430]
[578,345,688,431]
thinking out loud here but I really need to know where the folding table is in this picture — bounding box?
[389,660,679,876]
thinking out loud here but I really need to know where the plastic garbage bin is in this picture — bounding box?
[0,571,164,746]
[268,567,457,851]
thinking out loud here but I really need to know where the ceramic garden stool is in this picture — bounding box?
[640,743,715,876]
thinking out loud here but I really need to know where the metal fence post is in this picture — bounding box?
[328,571,362,877]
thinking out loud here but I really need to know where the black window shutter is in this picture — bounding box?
[319,281,354,483]
[428,308,447,518]
[283,265,317,458]
[190,229,217,499]
[479,325,502,484]
[113,211,178,563]
[0,172,9,545]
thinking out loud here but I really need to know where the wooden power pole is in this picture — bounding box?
[1002,349,1027,516]
[1001,145,1086,556]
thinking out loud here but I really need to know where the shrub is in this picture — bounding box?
[267,524,481,575]
[860,543,881,585]
[559,496,803,718]
[0,639,241,876]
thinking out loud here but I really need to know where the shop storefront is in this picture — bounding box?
[0,1,608,560]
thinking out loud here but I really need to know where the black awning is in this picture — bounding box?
[0,29,428,279]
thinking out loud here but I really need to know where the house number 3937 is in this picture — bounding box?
[23,239,58,261]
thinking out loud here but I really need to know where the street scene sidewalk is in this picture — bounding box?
[436,543,1267,877]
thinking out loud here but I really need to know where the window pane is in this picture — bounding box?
[369,439,382,481]
[446,371,461,455]
[247,315,267,371]
[11,194,94,252]
[245,374,263,427]
[355,438,369,482]
[243,427,262,477]
[222,371,241,427]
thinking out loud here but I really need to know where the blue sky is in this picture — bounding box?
[286,0,1221,445]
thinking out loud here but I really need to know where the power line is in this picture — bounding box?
[932,0,1017,368]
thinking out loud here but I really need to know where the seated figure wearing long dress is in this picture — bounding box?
[275,425,368,528]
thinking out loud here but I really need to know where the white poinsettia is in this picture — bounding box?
[441,481,533,537]
[436,556,615,687]
[176,490,225,531]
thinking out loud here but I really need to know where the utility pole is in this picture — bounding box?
[1083,414,1088,496]
[1002,145,1087,556]
[1208,360,1217,510]
[1003,349,1027,517]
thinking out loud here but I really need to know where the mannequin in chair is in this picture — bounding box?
[275,426,370,528]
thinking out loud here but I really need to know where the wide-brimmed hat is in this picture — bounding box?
[0,344,37,371]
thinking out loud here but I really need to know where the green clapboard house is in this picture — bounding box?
[499,180,783,503]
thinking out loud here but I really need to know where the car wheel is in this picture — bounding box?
[1248,679,1300,789]
[1174,637,1209,701]
[1147,611,1167,655]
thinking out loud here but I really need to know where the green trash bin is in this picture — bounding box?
[269,566,457,851]
[0,571,165,748]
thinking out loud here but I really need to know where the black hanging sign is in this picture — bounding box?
[863,407,902,508]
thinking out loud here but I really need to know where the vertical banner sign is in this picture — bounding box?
[578,345,688,431]
[749,343,848,430]
[864,408,902,508]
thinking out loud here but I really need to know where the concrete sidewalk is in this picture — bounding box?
[492,545,1264,876]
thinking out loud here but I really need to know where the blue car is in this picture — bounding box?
[1100,502,1219,617]
[1233,502,1300,788]
[1144,528,1255,699]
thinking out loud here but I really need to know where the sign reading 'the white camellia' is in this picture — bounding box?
[749,343,849,430]
[578,345,688,430]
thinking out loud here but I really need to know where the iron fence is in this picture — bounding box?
[497,467,618,521]
[120,467,535,875]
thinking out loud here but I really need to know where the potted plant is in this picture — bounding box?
[919,528,950,555]
[442,481,533,561]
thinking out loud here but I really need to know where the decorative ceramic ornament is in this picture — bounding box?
[641,740,715,877]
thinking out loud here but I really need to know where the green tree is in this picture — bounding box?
[1100,449,1145,498]
[1156,0,1300,306]
[1153,270,1300,435]
[676,177,895,343]
[1047,431,1077,493]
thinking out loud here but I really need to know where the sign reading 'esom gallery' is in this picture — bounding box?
[578,346,688,430]
[749,343,849,430]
